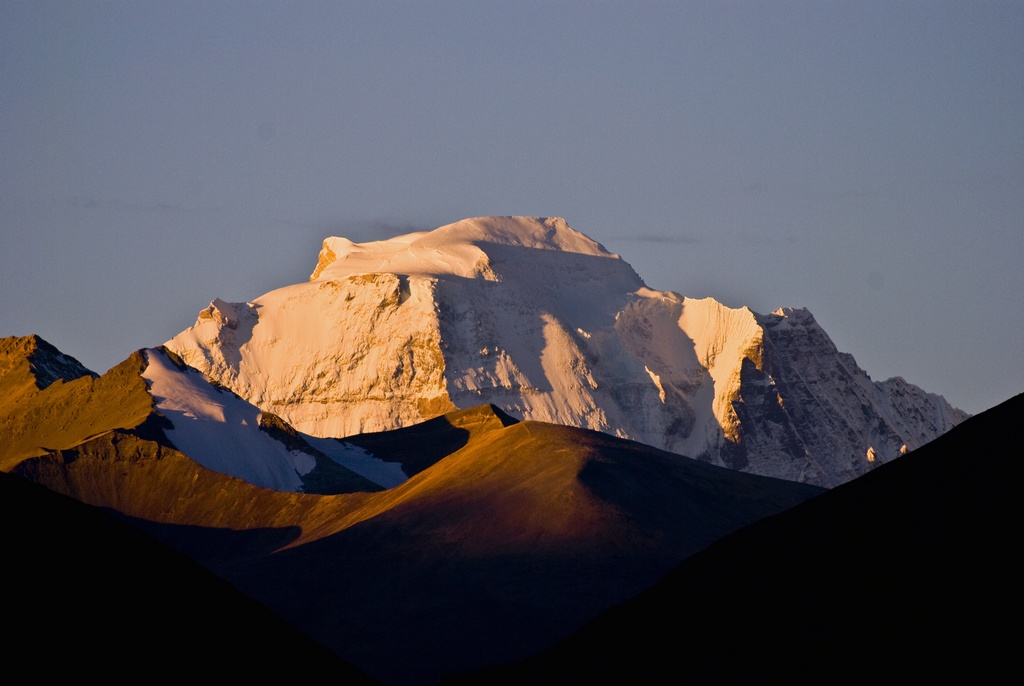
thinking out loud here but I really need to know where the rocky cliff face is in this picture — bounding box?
[166,216,967,486]
[728,308,968,485]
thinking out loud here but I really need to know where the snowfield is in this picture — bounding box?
[142,349,315,491]
[142,348,406,492]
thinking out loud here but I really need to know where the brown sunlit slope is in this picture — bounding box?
[6,366,822,685]
[460,392,1023,684]
[0,470,380,683]
[8,405,521,558]
[1,338,419,496]
[0,334,95,396]
[0,337,153,470]
[204,420,822,685]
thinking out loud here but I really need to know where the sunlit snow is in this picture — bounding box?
[164,216,967,487]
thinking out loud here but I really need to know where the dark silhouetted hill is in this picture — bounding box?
[0,470,379,683]
[455,393,1022,683]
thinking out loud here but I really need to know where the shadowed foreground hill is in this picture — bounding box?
[0,470,379,683]
[457,393,1023,683]
[6,394,821,685]
[213,420,821,684]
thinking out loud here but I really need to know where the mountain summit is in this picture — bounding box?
[311,215,624,281]
[167,216,966,486]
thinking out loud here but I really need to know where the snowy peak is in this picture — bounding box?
[763,306,817,329]
[167,216,967,487]
[311,216,630,283]
[426,216,618,256]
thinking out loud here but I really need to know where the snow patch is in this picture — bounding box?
[141,349,315,491]
[645,366,666,403]
[303,436,407,489]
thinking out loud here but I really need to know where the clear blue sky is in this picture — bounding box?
[2,1,1021,415]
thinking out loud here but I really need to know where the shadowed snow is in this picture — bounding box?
[141,349,314,491]
[303,436,407,488]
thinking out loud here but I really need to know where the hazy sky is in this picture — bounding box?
[2,1,1021,415]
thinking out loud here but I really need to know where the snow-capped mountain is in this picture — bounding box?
[166,216,967,486]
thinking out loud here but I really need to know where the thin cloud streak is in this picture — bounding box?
[614,234,701,245]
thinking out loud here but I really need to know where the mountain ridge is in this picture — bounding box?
[1,334,824,684]
[1,331,1011,684]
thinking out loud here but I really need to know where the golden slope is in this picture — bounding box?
[209,419,822,685]
[9,369,821,685]
[9,404,522,552]
[0,347,153,470]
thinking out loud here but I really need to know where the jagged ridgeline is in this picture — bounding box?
[165,216,967,487]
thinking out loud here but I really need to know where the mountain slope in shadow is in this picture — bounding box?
[459,392,1023,683]
[217,420,822,685]
[6,396,821,685]
[0,469,379,683]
